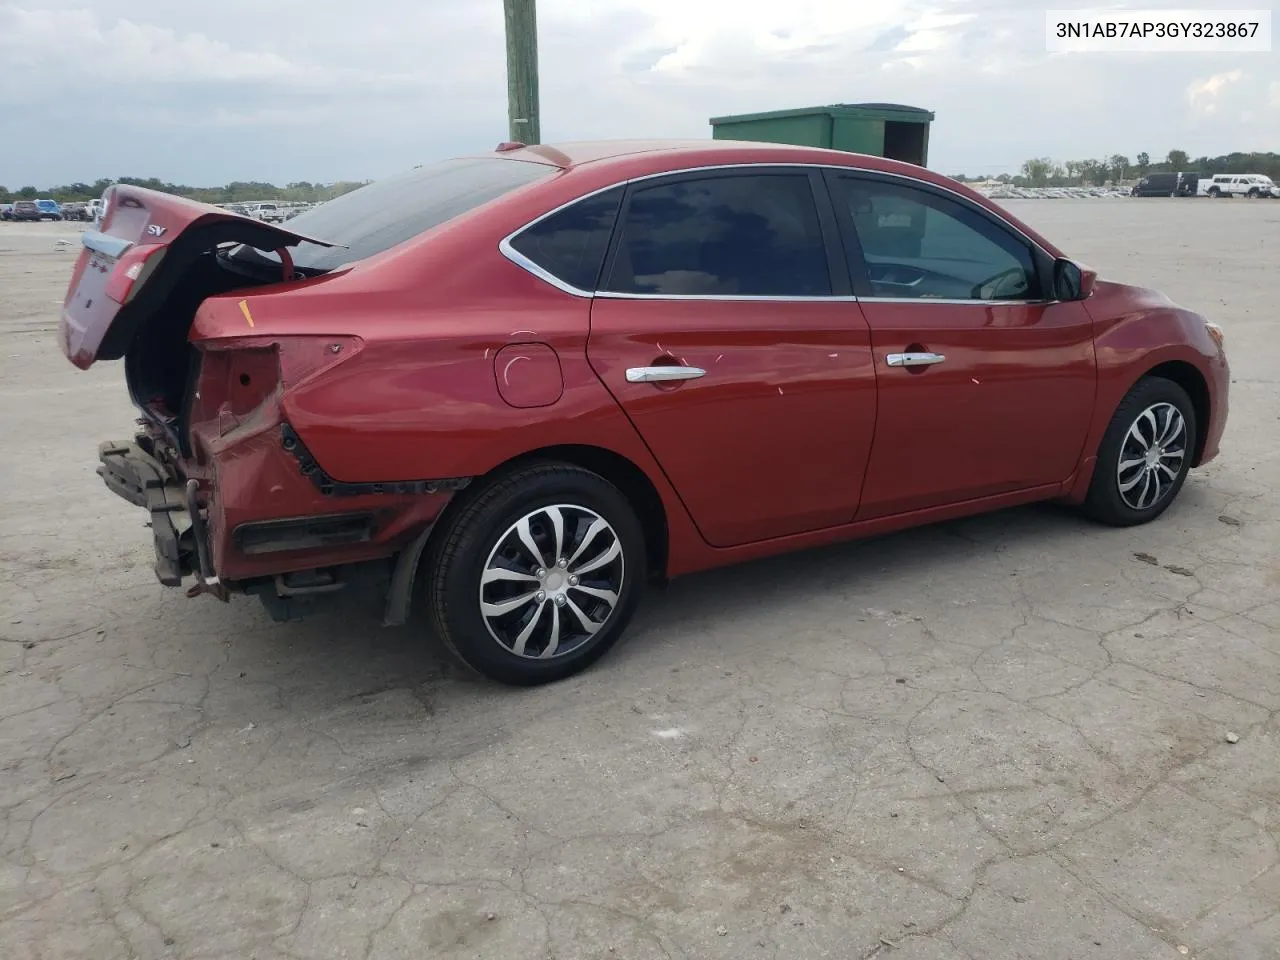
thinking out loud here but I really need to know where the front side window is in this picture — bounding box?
[830,176,1040,301]
[507,186,623,292]
[602,173,831,297]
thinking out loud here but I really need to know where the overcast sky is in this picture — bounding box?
[1,0,1276,187]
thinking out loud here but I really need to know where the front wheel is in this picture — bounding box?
[425,463,646,685]
[1082,376,1198,527]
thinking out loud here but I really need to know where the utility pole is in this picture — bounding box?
[503,0,541,144]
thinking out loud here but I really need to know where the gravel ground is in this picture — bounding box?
[1,198,1278,960]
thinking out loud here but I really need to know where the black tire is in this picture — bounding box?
[1082,376,1197,527]
[425,462,646,686]
[1208,188,1220,198]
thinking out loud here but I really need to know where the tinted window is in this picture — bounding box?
[832,177,1040,301]
[508,186,623,291]
[233,157,555,273]
[603,174,831,296]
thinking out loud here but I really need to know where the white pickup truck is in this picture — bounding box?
[1199,174,1280,198]
[241,202,286,222]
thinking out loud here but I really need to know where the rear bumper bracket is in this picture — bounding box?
[97,440,191,586]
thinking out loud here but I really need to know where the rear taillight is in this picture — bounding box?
[105,244,166,305]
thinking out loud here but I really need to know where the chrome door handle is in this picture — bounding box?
[626,366,707,383]
[886,352,946,368]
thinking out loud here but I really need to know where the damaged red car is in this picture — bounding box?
[59,140,1229,685]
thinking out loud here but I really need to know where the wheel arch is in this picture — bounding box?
[1139,360,1210,465]
[431,444,670,583]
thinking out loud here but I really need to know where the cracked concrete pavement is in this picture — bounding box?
[1,199,1278,959]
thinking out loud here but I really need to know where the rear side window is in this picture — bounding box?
[602,173,831,297]
[238,157,556,273]
[507,186,623,292]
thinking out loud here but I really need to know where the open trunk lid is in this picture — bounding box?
[59,185,334,370]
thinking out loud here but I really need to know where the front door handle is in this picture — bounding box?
[626,366,707,384]
[886,352,946,368]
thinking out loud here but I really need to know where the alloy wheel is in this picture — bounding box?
[479,504,625,659]
[1116,402,1187,511]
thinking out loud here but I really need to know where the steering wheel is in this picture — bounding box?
[972,267,1028,301]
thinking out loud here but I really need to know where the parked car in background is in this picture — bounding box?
[35,199,63,220]
[1129,172,1201,197]
[1245,175,1279,198]
[87,199,104,222]
[1130,172,1180,197]
[11,200,41,221]
[1200,174,1280,198]
[58,140,1230,686]
[281,202,312,220]
[60,201,92,221]
[242,201,284,222]
[1175,172,1203,196]
[0,203,13,221]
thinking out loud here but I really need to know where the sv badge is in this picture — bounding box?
[145,224,167,237]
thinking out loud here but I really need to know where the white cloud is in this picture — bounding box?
[0,7,301,86]
[0,0,1276,186]
[0,5,434,95]
[1187,70,1245,115]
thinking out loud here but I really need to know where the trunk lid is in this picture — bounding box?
[59,185,334,369]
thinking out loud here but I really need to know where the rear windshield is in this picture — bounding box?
[231,156,556,273]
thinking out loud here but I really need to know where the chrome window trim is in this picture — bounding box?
[595,291,860,303]
[498,180,624,299]
[498,162,1056,304]
[858,297,1055,306]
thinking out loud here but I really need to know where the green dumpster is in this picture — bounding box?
[709,103,934,167]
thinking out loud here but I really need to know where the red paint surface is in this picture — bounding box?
[854,299,1097,519]
[587,298,876,547]
[58,141,1230,585]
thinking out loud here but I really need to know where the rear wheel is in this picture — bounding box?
[425,463,646,685]
[1082,376,1197,527]
[1208,187,1221,198]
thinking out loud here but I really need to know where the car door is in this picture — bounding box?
[823,171,1097,521]
[586,167,878,548]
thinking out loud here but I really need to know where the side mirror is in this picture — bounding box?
[1053,258,1097,301]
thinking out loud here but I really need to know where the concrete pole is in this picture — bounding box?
[503,0,541,144]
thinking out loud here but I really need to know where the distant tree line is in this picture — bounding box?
[0,177,371,205]
[950,150,1280,188]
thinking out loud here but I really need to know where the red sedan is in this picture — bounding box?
[59,141,1229,685]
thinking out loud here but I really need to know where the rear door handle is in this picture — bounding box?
[886,352,946,368]
[626,366,707,383]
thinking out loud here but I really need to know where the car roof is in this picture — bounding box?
[480,138,944,182]
[476,138,1002,218]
